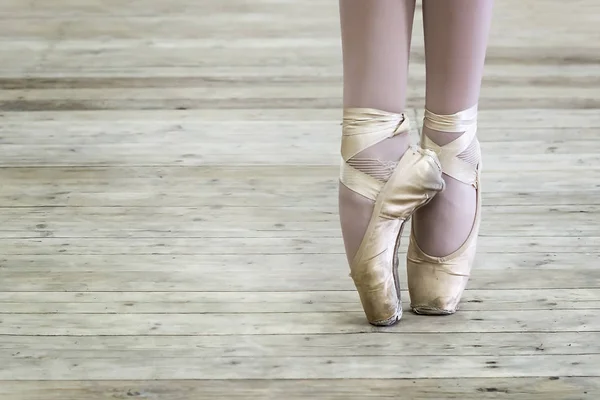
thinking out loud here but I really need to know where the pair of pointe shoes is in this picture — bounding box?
[341,106,481,326]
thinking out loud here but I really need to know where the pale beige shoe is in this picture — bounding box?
[407,105,482,315]
[340,108,444,326]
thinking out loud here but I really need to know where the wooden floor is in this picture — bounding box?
[1,0,599,398]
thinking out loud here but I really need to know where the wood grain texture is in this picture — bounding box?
[1,330,598,356]
[1,309,598,336]
[2,354,600,380]
[2,289,598,312]
[0,0,598,398]
[0,378,597,400]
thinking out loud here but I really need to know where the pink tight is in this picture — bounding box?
[339,0,494,262]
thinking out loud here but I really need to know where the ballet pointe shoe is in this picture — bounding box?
[407,105,482,315]
[340,108,444,326]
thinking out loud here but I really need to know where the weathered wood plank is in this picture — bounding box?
[1,289,598,312]
[0,205,595,237]
[2,85,600,110]
[0,166,595,207]
[2,108,600,127]
[0,378,597,400]
[0,236,596,254]
[1,64,598,90]
[0,252,593,272]
[4,268,598,292]
[0,186,595,207]
[3,119,600,143]
[1,354,599,380]
[1,268,598,292]
[0,331,596,356]
[0,310,596,336]
[0,132,597,168]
